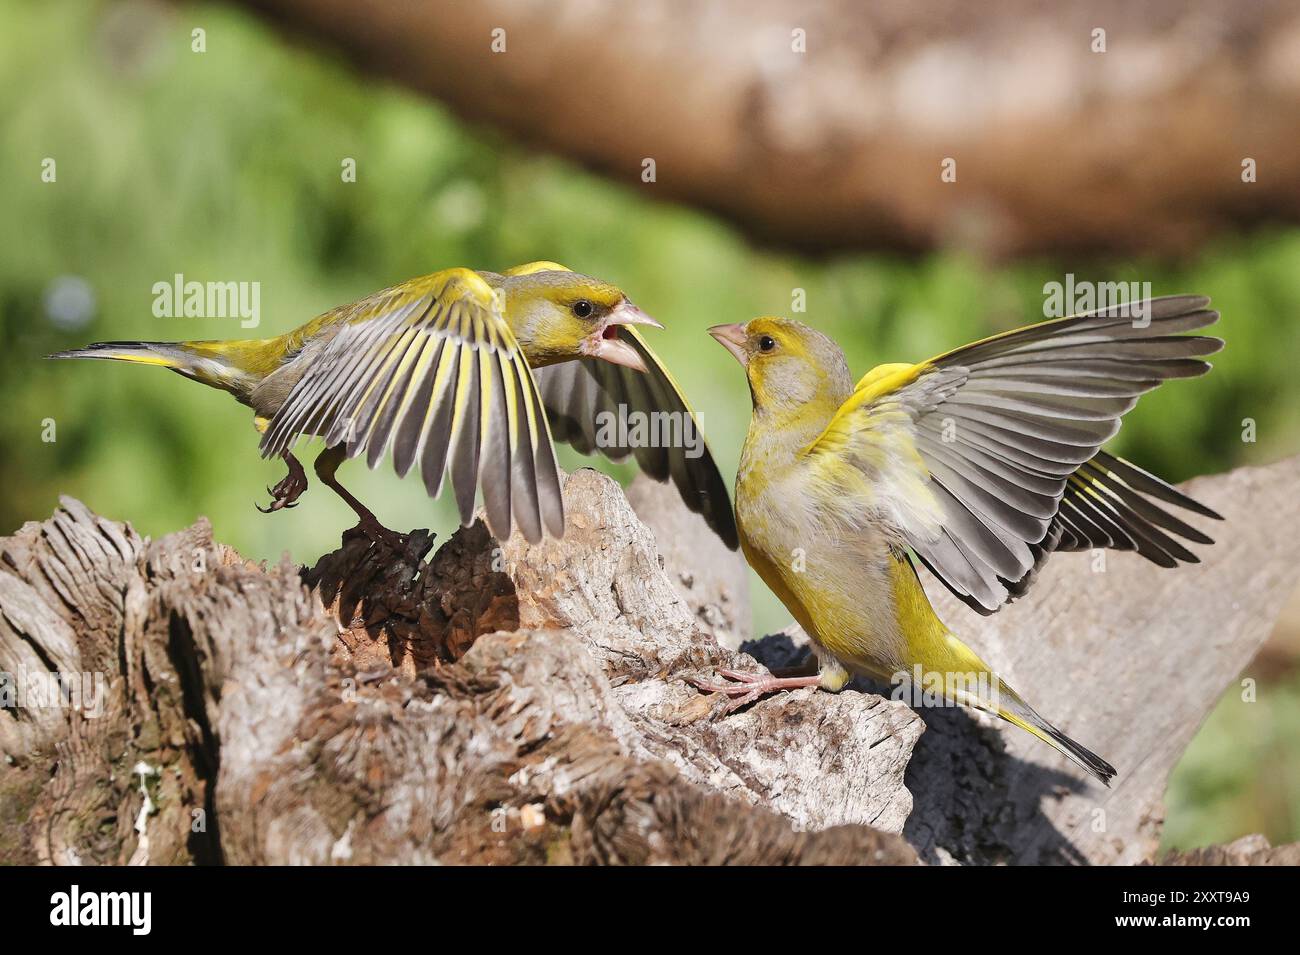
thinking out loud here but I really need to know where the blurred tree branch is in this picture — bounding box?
[236,0,1300,257]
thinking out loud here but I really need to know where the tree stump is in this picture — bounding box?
[2,459,1298,865]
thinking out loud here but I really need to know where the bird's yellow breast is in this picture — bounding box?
[737,454,900,674]
[736,429,954,680]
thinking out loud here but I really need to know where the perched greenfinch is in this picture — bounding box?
[703,296,1223,783]
[49,263,737,548]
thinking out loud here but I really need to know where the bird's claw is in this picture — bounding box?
[690,669,766,714]
[257,474,308,514]
[690,668,822,715]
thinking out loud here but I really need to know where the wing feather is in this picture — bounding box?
[418,342,460,499]
[259,268,562,542]
[447,342,482,525]
[476,348,509,536]
[808,295,1223,613]
[390,336,443,477]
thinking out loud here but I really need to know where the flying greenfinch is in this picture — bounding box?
[702,295,1223,784]
[49,263,737,548]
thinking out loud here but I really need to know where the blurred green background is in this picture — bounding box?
[3,0,1298,851]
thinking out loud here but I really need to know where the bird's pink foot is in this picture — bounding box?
[691,668,823,714]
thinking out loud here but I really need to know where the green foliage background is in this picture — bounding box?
[3,0,1298,851]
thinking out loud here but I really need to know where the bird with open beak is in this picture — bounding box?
[48,262,738,548]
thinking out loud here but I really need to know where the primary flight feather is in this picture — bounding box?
[48,263,738,548]
[702,295,1223,784]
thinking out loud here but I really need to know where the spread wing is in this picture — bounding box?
[531,328,739,549]
[804,295,1223,614]
[260,267,564,543]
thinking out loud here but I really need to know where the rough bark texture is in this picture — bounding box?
[626,473,751,651]
[1161,834,1300,867]
[237,0,1300,257]
[0,472,916,865]
[1,458,1297,865]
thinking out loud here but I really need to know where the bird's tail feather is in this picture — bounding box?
[993,682,1117,785]
[46,339,261,394]
[923,626,1117,785]
[47,340,194,368]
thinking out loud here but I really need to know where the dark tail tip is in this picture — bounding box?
[46,341,157,360]
[1047,725,1117,786]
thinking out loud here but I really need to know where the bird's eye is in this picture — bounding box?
[758,335,777,352]
[572,300,594,319]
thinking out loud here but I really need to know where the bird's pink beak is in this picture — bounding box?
[582,300,663,373]
[708,323,749,366]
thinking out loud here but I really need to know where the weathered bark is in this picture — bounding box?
[0,474,916,865]
[235,0,1300,257]
[495,471,921,835]
[1161,834,1300,866]
[626,473,751,651]
[1,458,1297,865]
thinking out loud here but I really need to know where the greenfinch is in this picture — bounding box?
[49,263,737,548]
[703,296,1223,784]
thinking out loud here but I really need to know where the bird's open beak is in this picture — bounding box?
[708,323,749,366]
[582,300,662,373]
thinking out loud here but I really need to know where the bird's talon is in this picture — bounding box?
[258,460,308,515]
[725,692,761,713]
[691,668,822,714]
[715,668,765,684]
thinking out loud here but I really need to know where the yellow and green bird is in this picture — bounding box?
[702,296,1223,784]
[49,263,738,548]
